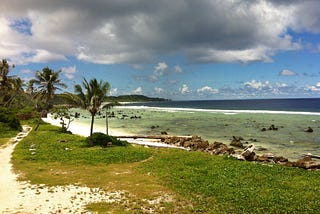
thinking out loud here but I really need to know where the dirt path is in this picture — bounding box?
[0,125,125,213]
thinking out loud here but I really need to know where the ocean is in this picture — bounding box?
[124,98,320,113]
[73,98,320,161]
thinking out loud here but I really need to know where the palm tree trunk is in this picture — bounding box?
[106,111,109,135]
[89,113,95,146]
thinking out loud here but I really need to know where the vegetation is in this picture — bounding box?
[61,78,110,140]
[51,106,74,133]
[10,122,320,213]
[32,67,67,112]
[0,107,22,131]
[86,132,129,147]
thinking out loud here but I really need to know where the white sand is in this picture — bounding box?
[0,125,126,213]
[43,115,187,149]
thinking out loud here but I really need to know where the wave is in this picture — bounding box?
[118,105,320,116]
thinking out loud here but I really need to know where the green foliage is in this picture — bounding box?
[13,124,151,165]
[86,132,129,147]
[51,106,74,133]
[140,149,320,213]
[0,107,22,131]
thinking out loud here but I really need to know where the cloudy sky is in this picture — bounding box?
[1,0,320,100]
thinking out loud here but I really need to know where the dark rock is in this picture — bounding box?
[256,156,270,162]
[273,156,288,163]
[161,131,168,135]
[261,128,267,132]
[240,144,255,161]
[230,136,244,148]
[268,124,278,131]
[305,127,313,133]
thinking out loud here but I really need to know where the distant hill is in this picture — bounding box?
[105,95,170,102]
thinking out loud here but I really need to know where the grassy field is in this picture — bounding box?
[10,122,320,213]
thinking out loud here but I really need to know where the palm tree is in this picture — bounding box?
[63,78,110,140]
[0,59,16,91]
[0,59,23,106]
[32,67,67,110]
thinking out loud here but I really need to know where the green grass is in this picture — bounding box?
[140,149,320,213]
[11,122,320,213]
[13,123,151,165]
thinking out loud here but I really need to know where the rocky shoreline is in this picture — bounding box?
[160,135,320,170]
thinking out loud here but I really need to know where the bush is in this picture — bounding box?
[86,132,130,147]
[0,108,22,131]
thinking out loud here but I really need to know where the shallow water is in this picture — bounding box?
[70,107,320,161]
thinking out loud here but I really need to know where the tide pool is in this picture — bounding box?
[70,106,320,161]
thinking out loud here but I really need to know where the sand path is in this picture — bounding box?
[0,125,125,213]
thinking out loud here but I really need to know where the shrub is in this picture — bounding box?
[0,108,22,131]
[86,132,130,147]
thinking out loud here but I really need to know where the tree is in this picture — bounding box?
[62,78,110,142]
[32,67,67,111]
[102,101,120,135]
[0,59,16,91]
[51,106,74,133]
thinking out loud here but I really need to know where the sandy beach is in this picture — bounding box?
[42,115,187,149]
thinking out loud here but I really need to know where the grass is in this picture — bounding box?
[12,123,192,213]
[10,122,320,213]
[140,149,320,213]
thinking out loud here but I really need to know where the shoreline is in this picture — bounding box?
[119,105,320,116]
[42,115,187,149]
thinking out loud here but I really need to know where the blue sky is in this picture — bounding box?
[1,0,320,100]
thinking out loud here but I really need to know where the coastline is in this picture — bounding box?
[42,114,132,137]
[119,105,320,116]
[42,115,187,149]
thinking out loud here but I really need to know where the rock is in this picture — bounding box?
[273,156,288,163]
[256,156,270,162]
[305,127,313,133]
[230,136,244,148]
[261,153,275,159]
[161,131,168,135]
[194,140,209,150]
[240,144,255,161]
[295,156,320,169]
[261,128,267,132]
[207,142,234,155]
[268,124,278,131]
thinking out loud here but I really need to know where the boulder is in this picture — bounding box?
[295,156,320,169]
[230,136,244,148]
[305,127,313,133]
[240,144,256,161]
[268,124,278,131]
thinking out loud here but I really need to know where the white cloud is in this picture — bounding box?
[61,65,77,79]
[280,69,298,76]
[154,87,164,94]
[174,65,183,73]
[197,86,219,95]
[180,84,190,95]
[0,0,314,65]
[133,86,143,94]
[110,88,118,96]
[305,82,320,92]
[244,80,273,90]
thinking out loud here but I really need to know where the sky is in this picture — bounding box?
[1,0,320,100]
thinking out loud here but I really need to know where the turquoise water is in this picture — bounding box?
[71,107,320,161]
